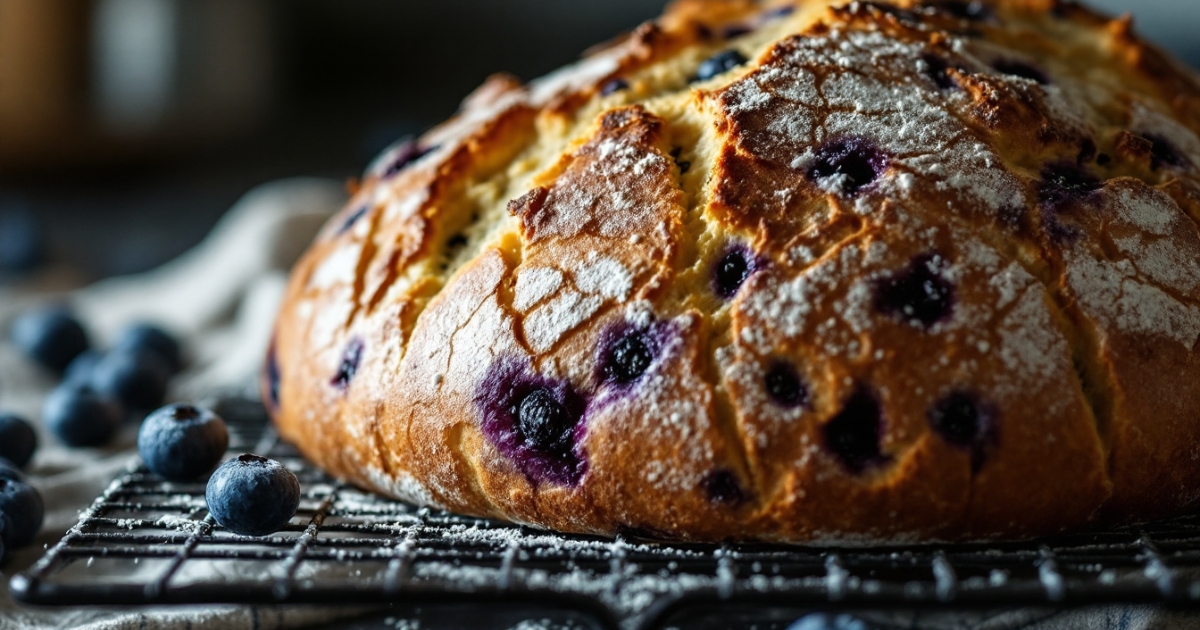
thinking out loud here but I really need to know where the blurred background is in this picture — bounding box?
[1,0,1197,284]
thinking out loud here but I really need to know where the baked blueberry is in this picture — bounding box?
[43,383,123,447]
[928,391,994,471]
[695,49,748,82]
[0,477,43,548]
[921,54,959,90]
[600,331,654,385]
[337,205,369,235]
[932,0,992,21]
[992,59,1049,84]
[63,349,102,386]
[713,247,753,299]
[11,306,90,373]
[701,469,744,505]
[786,612,872,630]
[874,254,956,328]
[0,414,37,470]
[517,389,573,452]
[1038,162,1101,208]
[367,137,434,179]
[331,338,364,392]
[765,362,807,408]
[823,387,886,474]
[90,349,170,411]
[205,454,301,537]
[807,138,888,196]
[139,404,230,481]
[113,323,183,374]
[1142,133,1190,170]
[601,78,629,96]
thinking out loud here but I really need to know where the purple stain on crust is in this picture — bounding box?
[476,357,588,486]
[701,469,745,505]
[873,254,956,328]
[806,137,889,197]
[991,59,1050,85]
[331,338,364,393]
[764,361,807,408]
[928,390,996,473]
[824,386,888,474]
[600,78,629,97]
[712,244,759,300]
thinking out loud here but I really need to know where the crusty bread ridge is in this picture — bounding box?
[267,0,1200,542]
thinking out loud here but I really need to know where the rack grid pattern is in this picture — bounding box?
[11,399,1200,630]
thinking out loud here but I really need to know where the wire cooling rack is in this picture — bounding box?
[10,397,1200,630]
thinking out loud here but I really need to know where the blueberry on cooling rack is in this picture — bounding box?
[139,404,229,482]
[10,306,90,373]
[0,476,44,548]
[786,612,872,630]
[112,323,183,374]
[205,454,300,537]
[0,414,37,470]
[43,383,123,448]
[90,348,170,411]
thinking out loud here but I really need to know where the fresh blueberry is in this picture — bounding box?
[807,138,888,196]
[787,612,873,630]
[764,362,807,408]
[10,306,90,373]
[0,477,44,548]
[205,454,301,537]
[517,389,574,453]
[63,349,102,386]
[139,404,230,481]
[0,414,37,470]
[0,459,25,483]
[113,323,183,374]
[873,254,956,328]
[90,349,170,411]
[0,204,45,273]
[695,49,748,82]
[823,387,886,474]
[600,331,654,385]
[43,383,123,447]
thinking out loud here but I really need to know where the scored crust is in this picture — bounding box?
[267,0,1200,542]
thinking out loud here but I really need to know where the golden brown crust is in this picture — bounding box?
[268,0,1200,542]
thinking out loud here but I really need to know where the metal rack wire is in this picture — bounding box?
[11,397,1200,630]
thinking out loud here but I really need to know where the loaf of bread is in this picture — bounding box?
[266,0,1200,542]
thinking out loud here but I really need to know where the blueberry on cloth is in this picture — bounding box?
[139,404,230,481]
[0,476,44,548]
[0,414,37,470]
[695,49,748,82]
[113,323,183,374]
[787,612,873,630]
[63,349,103,386]
[0,459,24,483]
[90,349,170,411]
[10,306,90,373]
[43,383,123,447]
[205,454,301,537]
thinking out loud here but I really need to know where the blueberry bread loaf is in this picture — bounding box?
[267,0,1200,542]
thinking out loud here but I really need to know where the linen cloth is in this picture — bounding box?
[0,178,1195,629]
